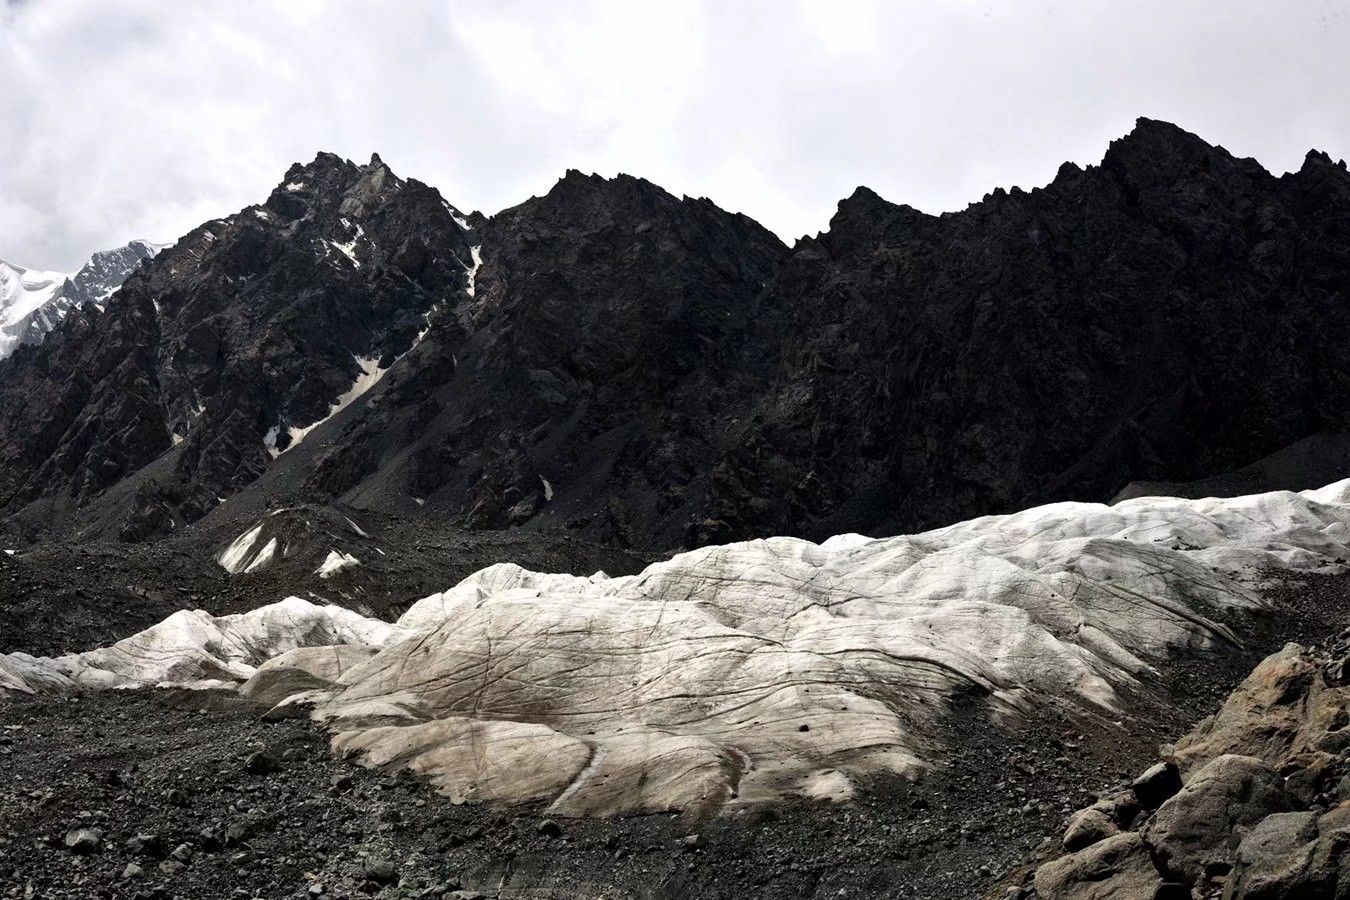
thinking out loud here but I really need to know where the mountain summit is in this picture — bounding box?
[3,121,1350,549]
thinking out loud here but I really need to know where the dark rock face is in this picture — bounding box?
[0,153,472,541]
[1131,761,1182,810]
[703,119,1350,541]
[300,170,789,548]
[295,120,1350,550]
[4,119,1350,548]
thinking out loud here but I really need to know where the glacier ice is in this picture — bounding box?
[8,481,1350,815]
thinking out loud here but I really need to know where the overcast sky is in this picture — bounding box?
[3,0,1349,270]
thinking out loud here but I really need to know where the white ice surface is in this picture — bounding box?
[13,481,1350,815]
[317,550,360,578]
[0,597,401,695]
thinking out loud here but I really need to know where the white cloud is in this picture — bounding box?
[2,0,1348,269]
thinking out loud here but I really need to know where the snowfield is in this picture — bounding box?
[0,259,68,358]
[7,481,1350,815]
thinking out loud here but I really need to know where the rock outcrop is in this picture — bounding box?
[0,153,473,541]
[1030,624,1350,899]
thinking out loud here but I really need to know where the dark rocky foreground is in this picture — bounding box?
[4,573,1350,900]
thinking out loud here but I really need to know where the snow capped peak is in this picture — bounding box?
[0,239,167,359]
[0,259,71,359]
[126,238,172,256]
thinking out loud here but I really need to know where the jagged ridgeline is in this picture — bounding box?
[2,118,1350,549]
[0,239,166,358]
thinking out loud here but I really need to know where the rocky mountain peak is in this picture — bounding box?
[1100,116,1261,190]
[0,150,478,541]
[1300,147,1349,174]
[6,119,1350,554]
[819,185,932,253]
[262,151,411,226]
[519,169,683,231]
[0,240,168,360]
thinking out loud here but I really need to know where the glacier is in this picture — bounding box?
[6,481,1350,816]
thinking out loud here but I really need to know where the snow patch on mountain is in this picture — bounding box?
[442,199,471,231]
[465,245,482,297]
[0,260,68,358]
[217,523,267,574]
[246,538,279,573]
[266,355,388,457]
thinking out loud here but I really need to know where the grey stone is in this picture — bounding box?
[243,751,279,775]
[224,821,249,847]
[63,827,102,855]
[363,858,398,885]
[125,832,164,858]
[680,833,707,850]
[1225,811,1321,899]
[1034,832,1162,900]
[1063,808,1120,852]
[1146,754,1293,885]
[1091,790,1142,829]
[1132,761,1182,810]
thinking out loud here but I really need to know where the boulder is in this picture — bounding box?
[243,750,280,775]
[363,858,398,885]
[63,827,103,855]
[1224,811,1322,900]
[1063,808,1120,852]
[1132,761,1183,810]
[1092,791,1142,829]
[1283,751,1338,806]
[1173,645,1330,772]
[1146,754,1294,885]
[1034,832,1162,900]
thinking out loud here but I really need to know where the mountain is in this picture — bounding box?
[0,259,68,358]
[9,115,1350,900]
[3,119,1350,550]
[0,239,166,359]
[0,153,473,541]
[61,239,170,310]
[700,121,1350,542]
